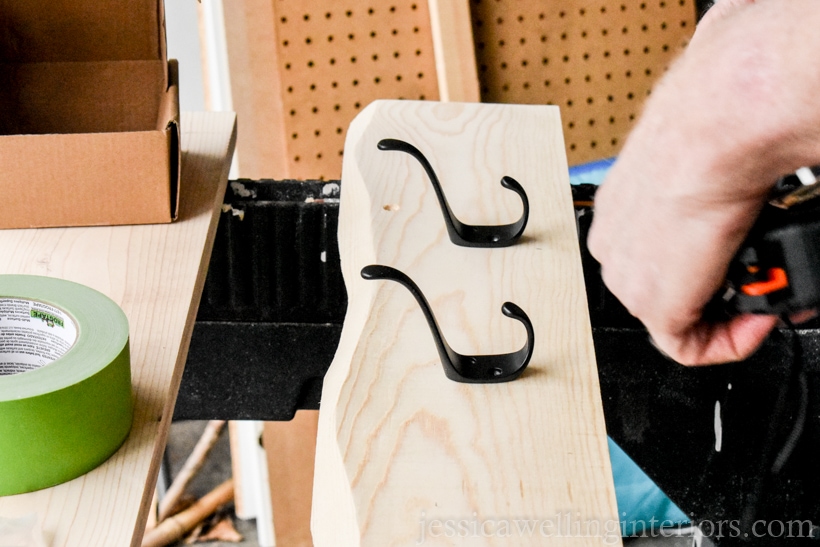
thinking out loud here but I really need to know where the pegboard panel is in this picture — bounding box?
[471,0,696,165]
[271,1,441,180]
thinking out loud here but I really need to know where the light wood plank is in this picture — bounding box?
[263,411,319,547]
[312,100,619,546]
[0,112,237,547]
[428,0,481,102]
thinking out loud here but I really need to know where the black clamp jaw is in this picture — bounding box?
[720,173,820,316]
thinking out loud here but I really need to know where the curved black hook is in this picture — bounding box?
[377,138,529,248]
[362,265,534,383]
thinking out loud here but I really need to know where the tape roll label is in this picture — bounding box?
[0,298,78,376]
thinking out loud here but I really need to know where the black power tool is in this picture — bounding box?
[719,168,820,316]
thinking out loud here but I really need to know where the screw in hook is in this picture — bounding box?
[362,264,534,383]
[377,139,529,248]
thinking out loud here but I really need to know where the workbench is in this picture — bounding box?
[178,179,820,545]
[0,112,237,547]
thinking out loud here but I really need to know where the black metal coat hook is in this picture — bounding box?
[377,138,529,248]
[361,265,534,383]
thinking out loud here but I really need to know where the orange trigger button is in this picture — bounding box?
[741,267,789,296]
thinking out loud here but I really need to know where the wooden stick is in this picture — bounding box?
[158,420,226,521]
[141,479,234,547]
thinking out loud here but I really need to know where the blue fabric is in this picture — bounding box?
[608,438,689,534]
[569,158,690,534]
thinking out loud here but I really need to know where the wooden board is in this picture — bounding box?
[0,112,237,547]
[312,100,619,546]
[470,0,695,164]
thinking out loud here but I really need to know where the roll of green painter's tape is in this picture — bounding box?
[0,275,132,496]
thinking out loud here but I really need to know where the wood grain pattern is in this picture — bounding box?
[0,112,236,547]
[312,101,619,546]
[428,0,480,102]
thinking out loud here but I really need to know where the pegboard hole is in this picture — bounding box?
[564,77,571,84]
[303,14,310,21]
[568,121,575,129]
[334,104,340,111]
[570,143,577,150]
[609,116,616,124]
[354,102,361,108]
[370,31,377,37]
[374,76,381,83]
[294,155,301,162]
[562,55,569,63]
[331,81,338,88]
[292,132,298,139]
[396,74,403,81]
[283,40,289,46]
[542,57,549,65]
[368,7,374,14]
[314,129,321,136]
[312,107,319,113]
[316,152,323,159]
[330,58,336,65]
[590,141,597,148]
[325,12,331,18]
[418,72,424,79]
[310,84,316,90]
[544,79,551,87]
[287,86,293,93]
[372,54,379,60]
[523,82,530,89]
[345,10,352,16]
[336,127,343,134]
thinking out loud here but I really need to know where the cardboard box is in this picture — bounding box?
[0,0,181,229]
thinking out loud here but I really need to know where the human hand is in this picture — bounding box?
[587,0,820,365]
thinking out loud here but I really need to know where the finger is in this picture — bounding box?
[649,313,777,366]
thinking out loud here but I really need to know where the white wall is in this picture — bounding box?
[165,0,206,111]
